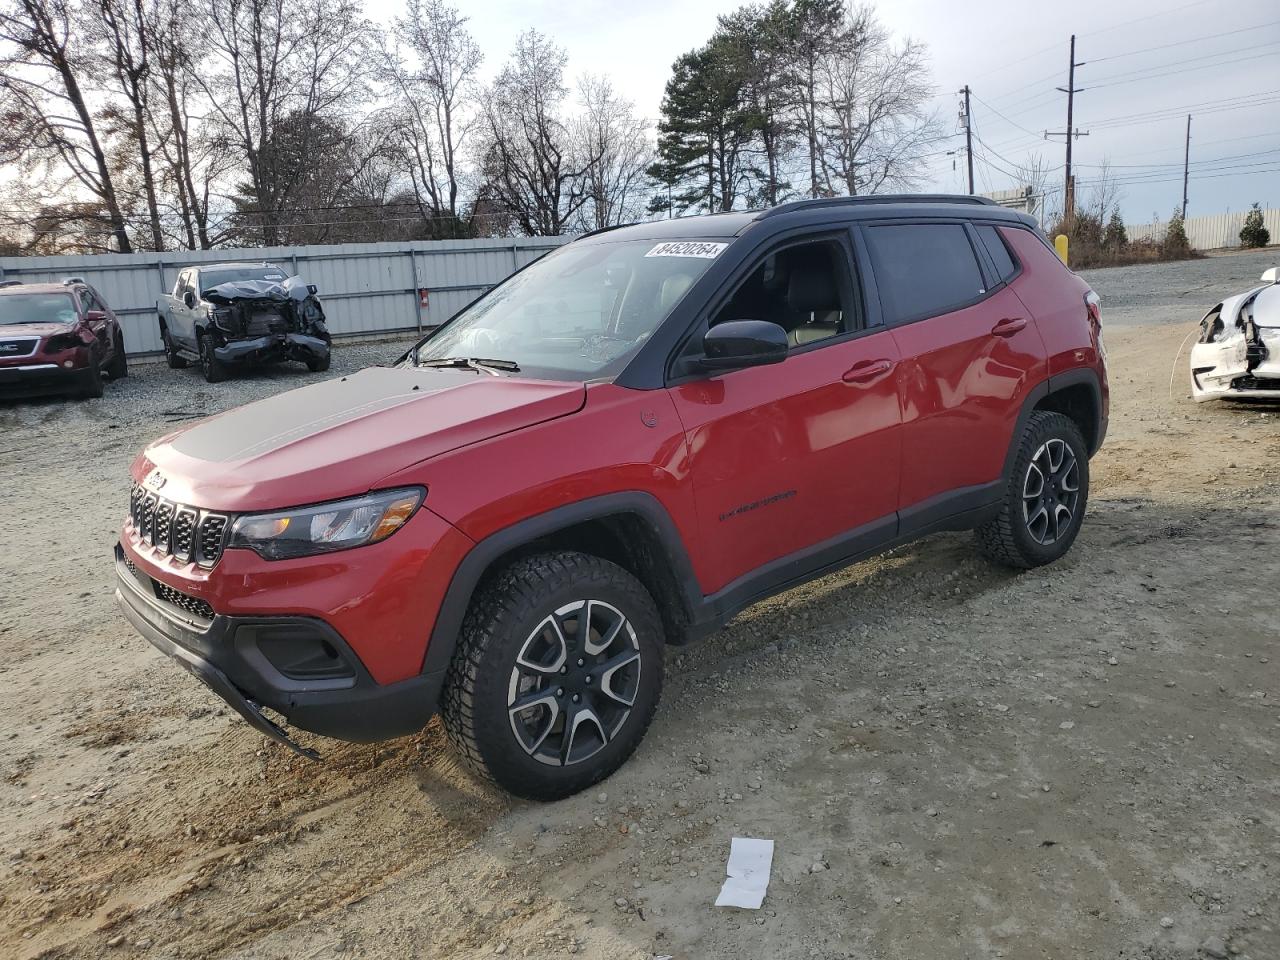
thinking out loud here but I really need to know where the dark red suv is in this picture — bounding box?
[0,278,128,398]
[115,196,1108,799]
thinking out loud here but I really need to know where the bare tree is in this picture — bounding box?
[1084,158,1123,225]
[1013,150,1054,227]
[480,30,596,236]
[0,0,134,251]
[575,75,650,231]
[93,0,165,249]
[380,0,481,236]
[816,8,939,196]
[198,0,371,246]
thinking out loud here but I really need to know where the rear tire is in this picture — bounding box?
[442,552,664,801]
[305,352,330,373]
[162,325,188,369]
[198,331,228,383]
[107,332,128,379]
[976,410,1089,569]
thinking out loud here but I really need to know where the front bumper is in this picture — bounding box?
[0,361,90,396]
[115,544,444,756]
[213,331,329,366]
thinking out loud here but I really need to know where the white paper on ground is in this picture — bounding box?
[714,837,774,909]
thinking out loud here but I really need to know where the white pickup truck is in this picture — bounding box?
[156,261,331,382]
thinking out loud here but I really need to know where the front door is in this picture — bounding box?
[667,235,902,596]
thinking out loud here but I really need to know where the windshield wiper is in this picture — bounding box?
[419,356,520,376]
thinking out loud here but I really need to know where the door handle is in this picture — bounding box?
[842,358,894,383]
[991,316,1027,337]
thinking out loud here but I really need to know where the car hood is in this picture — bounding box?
[0,322,71,338]
[137,366,586,512]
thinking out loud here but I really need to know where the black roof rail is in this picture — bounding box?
[575,221,642,241]
[756,194,998,220]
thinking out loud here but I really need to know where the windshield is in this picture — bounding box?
[201,266,288,292]
[0,293,77,326]
[411,238,725,380]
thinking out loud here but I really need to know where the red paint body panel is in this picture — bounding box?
[376,382,705,583]
[891,284,1047,507]
[667,331,902,592]
[136,367,586,512]
[119,505,473,684]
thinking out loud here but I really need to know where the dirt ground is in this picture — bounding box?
[1,250,1277,960]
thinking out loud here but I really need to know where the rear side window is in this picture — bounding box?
[865,223,986,324]
[976,224,1018,282]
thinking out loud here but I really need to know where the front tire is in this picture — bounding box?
[442,552,664,801]
[305,351,330,373]
[976,410,1089,569]
[107,332,128,379]
[198,331,228,383]
[78,360,104,399]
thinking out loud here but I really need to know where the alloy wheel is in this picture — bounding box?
[507,599,642,767]
[1021,437,1080,545]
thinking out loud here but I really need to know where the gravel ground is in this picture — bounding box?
[0,251,1277,960]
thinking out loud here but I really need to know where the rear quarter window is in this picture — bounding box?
[976,224,1019,282]
[865,223,986,324]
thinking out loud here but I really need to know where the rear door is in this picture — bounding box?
[666,232,902,595]
[861,219,1046,517]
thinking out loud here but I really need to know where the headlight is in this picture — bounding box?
[227,487,424,560]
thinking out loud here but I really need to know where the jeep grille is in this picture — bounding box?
[128,483,231,567]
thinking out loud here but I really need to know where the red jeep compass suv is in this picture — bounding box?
[115,196,1108,800]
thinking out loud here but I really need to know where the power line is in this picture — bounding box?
[1087,20,1280,63]
[1086,45,1280,90]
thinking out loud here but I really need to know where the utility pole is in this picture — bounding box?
[1181,114,1192,219]
[961,85,974,194]
[1047,34,1087,223]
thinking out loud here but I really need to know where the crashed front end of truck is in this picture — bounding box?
[1190,267,1280,402]
[204,275,331,371]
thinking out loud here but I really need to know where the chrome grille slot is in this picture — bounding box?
[153,501,174,552]
[139,494,158,544]
[198,515,229,566]
[171,509,196,562]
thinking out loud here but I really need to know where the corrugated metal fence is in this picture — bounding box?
[0,237,569,355]
[1128,208,1279,251]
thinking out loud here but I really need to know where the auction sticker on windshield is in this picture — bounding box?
[645,241,728,259]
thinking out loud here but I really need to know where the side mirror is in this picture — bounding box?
[84,309,107,322]
[183,290,197,309]
[699,320,788,370]
[307,283,318,295]
[1261,267,1278,284]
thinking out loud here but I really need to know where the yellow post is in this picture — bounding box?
[1054,234,1069,266]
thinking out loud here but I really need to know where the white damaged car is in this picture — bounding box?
[1191,266,1280,401]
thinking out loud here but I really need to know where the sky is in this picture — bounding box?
[368,0,1279,226]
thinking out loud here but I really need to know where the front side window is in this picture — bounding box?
[0,293,78,326]
[866,223,986,324]
[411,239,724,380]
[708,239,857,349]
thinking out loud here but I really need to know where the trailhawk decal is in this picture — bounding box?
[718,489,796,522]
[645,241,728,259]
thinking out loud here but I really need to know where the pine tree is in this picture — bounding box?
[1239,203,1270,248]
[1103,208,1128,251]
[1162,210,1191,259]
